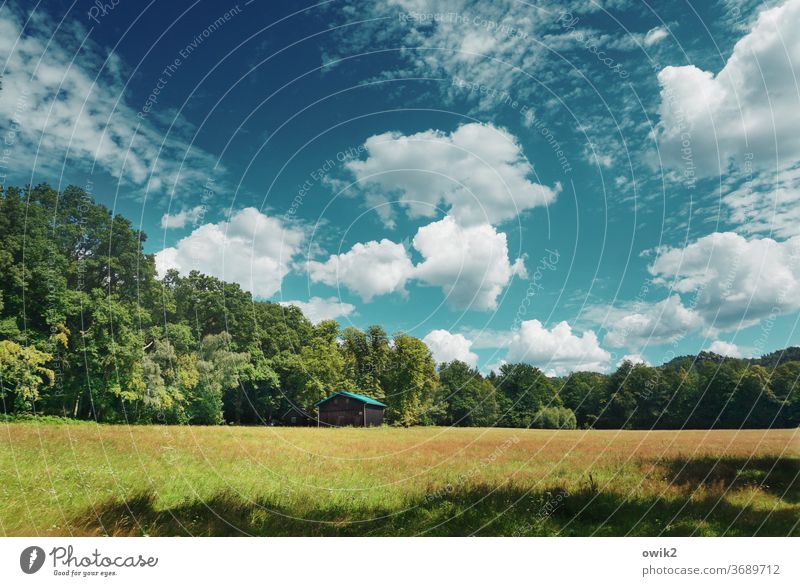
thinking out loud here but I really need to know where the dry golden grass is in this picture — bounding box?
[1,423,797,536]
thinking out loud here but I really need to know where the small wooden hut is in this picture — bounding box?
[315,391,386,427]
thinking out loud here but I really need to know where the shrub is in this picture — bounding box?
[530,406,577,429]
[0,413,96,425]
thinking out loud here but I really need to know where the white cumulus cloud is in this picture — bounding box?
[603,295,704,349]
[155,208,304,298]
[307,239,414,302]
[505,320,611,376]
[655,0,800,175]
[648,232,800,330]
[308,215,525,311]
[422,329,479,367]
[618,353,651,366]
[412,216,527,310]
[706,340,743,357]
[344,123,559,227]
[279,297,355,324]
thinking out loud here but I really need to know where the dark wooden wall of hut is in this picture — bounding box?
[364,404,384,427]
[318,395,384,427]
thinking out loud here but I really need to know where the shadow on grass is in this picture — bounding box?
[72,457,799,537]
[659,456,800,504]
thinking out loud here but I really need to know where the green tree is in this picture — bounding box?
[656,367,697,429]
[628,364,666,428]
[166,271,256,349]
[770,362,800,403]
[558,371,608,428]
[383,334,438,426]
[188,333,248,424]
[79,289,147,421]
[770,361,800,427]
[0,340,54,410]
[271,321,348,414]
[437,360,498,426]
[253,302,314,358]
[722,365,780,428]
[226,354,281,424]
[597,361,638,429]
[340,325,390,401]
[495,363,559,428]
[693,361,741,428]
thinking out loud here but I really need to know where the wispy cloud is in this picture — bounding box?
[0,7,226,200]
[161,205,207,229]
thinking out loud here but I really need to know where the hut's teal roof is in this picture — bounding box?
[315,391,386,408]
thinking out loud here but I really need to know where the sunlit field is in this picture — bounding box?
[1,423,797,537]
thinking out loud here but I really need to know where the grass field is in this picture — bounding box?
[1,423,797,536]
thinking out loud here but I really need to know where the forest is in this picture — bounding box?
[1,183,798,429]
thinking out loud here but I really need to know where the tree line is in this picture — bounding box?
[0,184,798,428]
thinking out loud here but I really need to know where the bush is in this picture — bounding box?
[0,413,96,425]
[530,406,577,430]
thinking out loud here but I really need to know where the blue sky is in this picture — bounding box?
[1,0,799,374]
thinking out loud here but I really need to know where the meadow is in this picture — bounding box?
[0,423,797,536]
